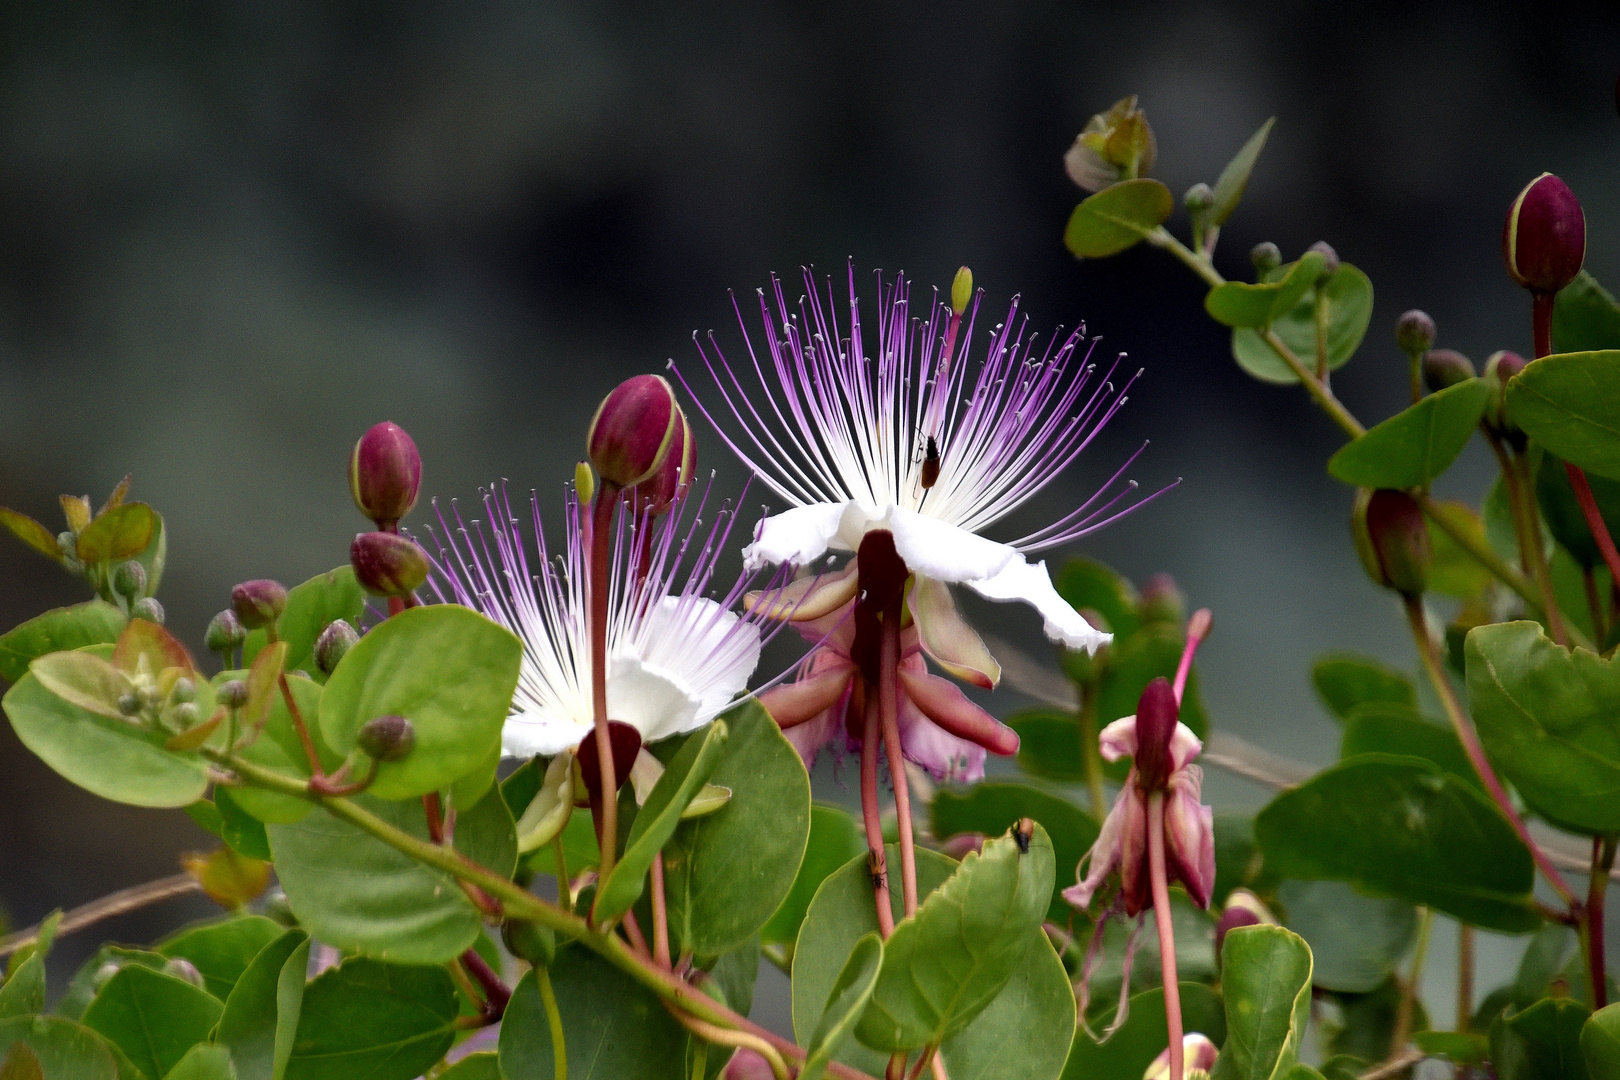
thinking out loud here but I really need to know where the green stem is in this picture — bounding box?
[1078,685,1106,822]
[552,834,572,912]
[1589,835,1615,1009]
[1313,283,1330,382]
[1147,227,1224,288]
[1511,450,1571,646]
[537,962,568,1080]
[1391,907,1433,1055]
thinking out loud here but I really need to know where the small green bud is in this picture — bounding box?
[950,266,973,316]
[314,620,360,675]
[171,702,199,728]
[218,680,249,710]
[57,531,76,559]
[502,919,557,967]
[1183,182,1213,215]
[1423,348,1475,393]
[1352,488,1431,597]
[112,560,147,600]
[575,461,595,506]
[1307,240,1340,278]
[205,610,247,654]
[357,714,416,761]
[231,580,288,630]
[262,889,297,926]
[131,597,164,624]
[1394,310,1436,357]
[170,677,195,704]
[163,957,206,990]
[118,692,142,716]
[1250,242,1281,276]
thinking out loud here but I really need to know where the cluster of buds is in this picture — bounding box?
[0,475,166,617]
[346,421,431,603]
[32,620,219,749]
[1352,489,1431,598]
[586,373,695,516]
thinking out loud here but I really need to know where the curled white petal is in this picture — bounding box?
[743,503,850,571]
[501,709,591,759]
[964,555,1111,653]
[882,508,1019,583]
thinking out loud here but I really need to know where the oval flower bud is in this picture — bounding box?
[586,375,680,489]
[112,560,147,600]
[349,421,422,527]
[350,532,430,597]
[1352,489,1431,597]
[1503,172,1585,294]
[1394,310,1436,357]
[218,679,249,710]
[357,714,416,761]
[1132,677,1180,793]
[1250,242,1281,276]
[1307,240,1340,278]
[231,580,288,630]
[1483,349,1528,441]
[626,407,696,518]
[205,609,246,654]
[131,597,165,625]
[1423,348,1475,393]
[1144,1034,1219,1080]
[314,620,360,675]
[951,266,974,316]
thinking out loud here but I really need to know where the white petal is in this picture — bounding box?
[607,655,701,744]
[635,596,760,725]
[743,502,854,571]
[964,554,1112,653]
[1097,716,1137,762]
[501,707,591,758]
[885,508,1020,583]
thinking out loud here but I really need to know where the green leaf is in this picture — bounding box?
[1584,1003,1620,1080]
[1254,755,1538,932]
[523,809,600,879]
[437,1054,501,1080]
[930,782,1098,921]
[1327,378,1491,488]
[1339,703,1480,790]
[1006,709,1083,783]
[228,674,337,825]
[1061,983,1226,1080]
[1210,925,1314,1080]
[56,948,167,1022]
[1211,117,1275,225]
[856,825,1054,1052]
[163,1044,238,1080]
[0,507,65,563]
[659,700,813,956]
[241,567,364,683]
[0,1041,43,1080]
[1275,879,1415,994]
[131,510,167,599]
[499,954,688,1080]
[1213,814,1279,908]
[1426,501,1495,599]
[215,789,273,861]
[157,915,285,1001]
[81,965,224,1080]
[760,803,865,947]
[216,928,309,1080]
[76,503,156,564]
[1555,273,1620,353]
[1416,1030,1491,1064]
[1493,997,1591,1080]
[800,934,883,1080]
[3,655,211,808]
[282,957,458,1080]
[1204,253,1323,329]
[0,1016,118,1080]
[794,845,1073,1080]
[27,650,131,720]
[0,603,126,684]
[1055,558,1140,639]
[595,720,729,925]
[318,605,521,800]
[1232,263,1373,384]
[1466,621,1620,834]
[1064,178,1174,259]
[1311,654,1415,722]
[5,914,59,987]
[1537,452,1620,571]
[0,954,45,1020]
[1508,350,1620,481]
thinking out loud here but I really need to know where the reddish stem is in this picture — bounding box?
[652,851,671,969]
[878,596,918,917]
[423,793,445,844]
[860,692,896,938]
[1590,835,1615,1009]
[1565,463,1620,606]
[588,489,621,906]
[621,909,651,958]
[1147,791,1184,1080]
[460,947,511,1021]
[1533,291,1555,360]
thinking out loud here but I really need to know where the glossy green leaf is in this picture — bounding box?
[1232,263,1373,384]
[1340,703,1479,790]
[0,1016,117,1080]
[214,789,272,860]
[0,954,44,1020]
[931,782,1098,921]
[1275,879,1415,994]
[760,803,865,947]
[660,700,812,956]
[56,948,167,1022]
[800,934,883,1080]
[163,1044,237,1080]
[1061,983,1226,1080]
[1254,755,1538,932]
[437,1054,501,1080]
[1538,452,1620,571]
[319,604,522,800]
[1327,378,1491,488]
[1064,178,1174,258]
[1211,117,1275,225]
[228,673,336,824]
[1492,997,1591,1080]
[0,603,126,684]
[82,965,223,1080]
[158,915,285,1001]
[1210,925,1313,1080]
[1584,1003,1620,1080]
[856,825,1054,1051]
[1055,558,1140,639]
[242,567,364,683]
[499,954,688,1080]
[1426,500,1495,598]
[1213,814,1278,908]
[75,503,155,564]
[1311,654,1415,722]
[0,508,65,563]
[216,929,309,1080]
[28,650,130,720]
[1006,709,1084,783]
[1554,272,1620,353]
[1466,620,1620,833]
[595,719,729,925]
[1204,253,1323,329]
[1507,350,1620,480]
[282,957,457,1080]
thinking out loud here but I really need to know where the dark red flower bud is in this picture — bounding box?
[348,422,422,527]
[357,714,416,761]
[1503,173,1585,295]
[1394,310,1436,357]
[626,406,696,517]
[1483,350,1528,442]
[587,375,680,488]
[1352,489,1431,597]
[576,720,643,803]
[350,532,430,598]
[231,580,288,630]
[1133,677,1179,793]
[1423,348,1475,393]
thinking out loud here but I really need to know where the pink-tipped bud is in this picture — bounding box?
[1216,888,1276,958]
[1484,349,1528,441]
[626,406,696,517]
[1503,173,1585,295]
[350,532,430,598]
[1306,240,1340,278]
[349,422,422,527]
[314,620,359,675]
[587,375,680,488]
[1423,348,1476,393]
[1186,607,1213,644]
[1352,489,1431,597]
[205,610,245,655]
[576,720,643,804]
[1144,1034,1219,1080]
[724,1049,776,1080]
[231,580,288,630]
[1395,309,1437,357]
[1133,677,1180,793]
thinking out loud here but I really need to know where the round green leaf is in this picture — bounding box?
[283,957,459,1080]
[930,782,1097,921]
[162,1044,237,1080]
[81,965,223,1080]
[0,1016,117,1080]
[1211,925,1314,1080]
[157,915,286,1001]
[56,948,167,1022]
[1204,253,1324,330]
[1055,558,1140,639]
[318,605,522,800]
[499,955,687,1080]
[1554,272,1620,354]
[1255,755,1537,932]
[1340,704,1479,791]
[1507,350,1620,480]
[760,803,865,947]
[1327,377,1491,488]
[215,928,309,1080]
[1006,709,1085,783]
[241,566,365,683]
[75,503,155,565]
[1583,1003,1620,1080]
[1064,179,1174,259]
[1275,880,1415,994]
[0,603,126,684]
[1311,653,1415,722]
[1062,983,1226,1080]
[1426,500,1495,599]
[1232,264,1374,384]
[800,933,883,1080]
[1492,997,1591,1080]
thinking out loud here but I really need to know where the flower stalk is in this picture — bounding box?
[588,485,621,902]
[1146,790,1183,1080]
[1590,835,1616,1009]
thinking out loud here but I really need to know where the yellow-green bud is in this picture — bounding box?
[951,266,973,316]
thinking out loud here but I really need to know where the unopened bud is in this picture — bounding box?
[350,532,430,598]
[1352,489,1431,597]
[131,597,165,625]
[314,620,360,675]
[1483,350,1528,442]
[163,957,206,990]
[1216,889,1277,958]
[171,702,199,728]
[725,1049,778,1080]
[231,580,288,630]
[92,962,122,991]
[1132,677,1180,793]
[357,714,416,761]
[1250,242,1281,276]
[57,531,77,558]
[1145,1034,1219,1080]
[218,680,249,710]
[1423,348,1475,393]
[118,692,142,716]
[626,407,696,518]
[587,375,680,488]
[1503,172,1585,294]
[1137,573,1184,625]
[951,266,973,316]
[1307,241,1340,278]
[349,421,422,527]
[170,678,195,704]
[1394,310,1436,357]
[205,610,246,655]
[502,919,556,967]
[112,560,147,600]
[1183,182,1213,217]
[1064,96,1156,192]
[574,461,595,506]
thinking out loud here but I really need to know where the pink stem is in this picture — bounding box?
[1565,463,1620,601]
[879,597,918,917]
[1171,609,1212,705]
[588,489,621,906]
[1148,792,1183,1080]
[860,692,896,938]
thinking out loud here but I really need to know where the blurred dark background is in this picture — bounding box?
[0,0,1615,1032]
